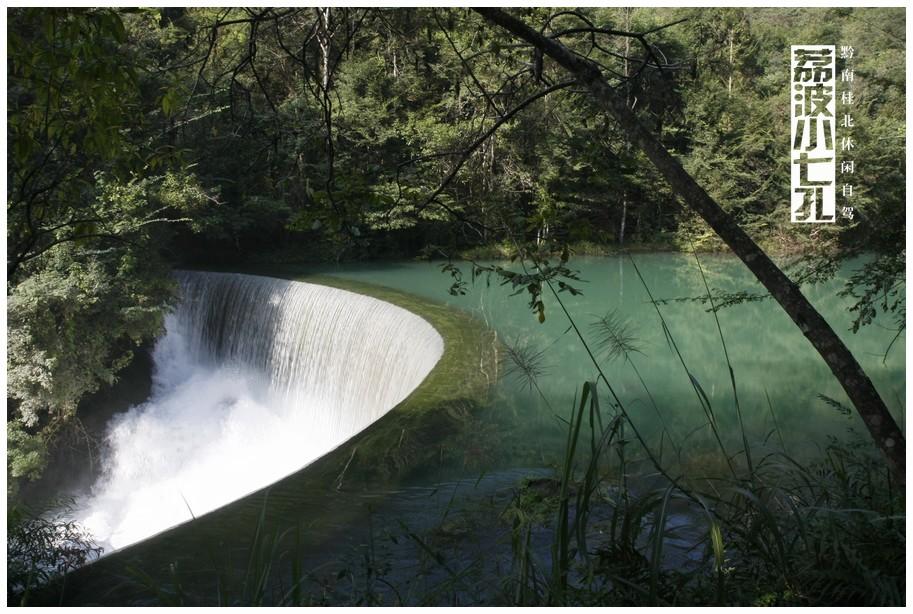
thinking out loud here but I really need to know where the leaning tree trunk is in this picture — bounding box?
[474,8,905,484]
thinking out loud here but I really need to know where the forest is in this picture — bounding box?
[6,6,907,607]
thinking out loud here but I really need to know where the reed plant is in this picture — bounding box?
[488,249,905,606]
[21,251,904,607]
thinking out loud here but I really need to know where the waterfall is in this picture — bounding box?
[73,271,444,552]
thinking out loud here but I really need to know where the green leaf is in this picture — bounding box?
[161,89,179,117]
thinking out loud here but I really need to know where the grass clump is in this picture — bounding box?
[7,500,103,606]
[493,383,904,607]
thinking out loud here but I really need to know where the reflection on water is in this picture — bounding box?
[320,254,905,466]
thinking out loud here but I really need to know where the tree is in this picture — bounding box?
[7,9,211,489]
[472,8,905,483]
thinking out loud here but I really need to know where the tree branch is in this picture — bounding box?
[411,79,576,221]
[474,7,906,484]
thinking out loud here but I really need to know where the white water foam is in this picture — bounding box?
[72,271,444,552]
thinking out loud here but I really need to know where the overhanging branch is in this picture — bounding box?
[473,7,906,484]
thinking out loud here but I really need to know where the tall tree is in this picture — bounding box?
[473,8,905,483]
[6,8,210,490]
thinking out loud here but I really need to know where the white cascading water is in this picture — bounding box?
[72,271,444,553]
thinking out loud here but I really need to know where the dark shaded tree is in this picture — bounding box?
[473,7,904,482]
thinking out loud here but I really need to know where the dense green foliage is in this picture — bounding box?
[7,9,210,493]
[5,7,905,605]
[124,8,904,256]
[107,7,905,336]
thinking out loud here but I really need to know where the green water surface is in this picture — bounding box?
[49,253,905,605]
[316,253,905,472]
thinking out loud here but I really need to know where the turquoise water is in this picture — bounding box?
[317,253,905,470]
[52,253,905,605]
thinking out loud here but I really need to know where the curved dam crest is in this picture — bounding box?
[73,271,445,552]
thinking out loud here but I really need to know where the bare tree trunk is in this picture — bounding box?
[317,7,331,91]
[618,8,631,248]
[314,7,339,225]
[474,8,905,483]
[619,198,627,246]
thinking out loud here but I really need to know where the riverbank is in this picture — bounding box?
[455,233,837,261]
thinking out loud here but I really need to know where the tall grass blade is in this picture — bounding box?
[649,486,675,604]
[690,242,754,479]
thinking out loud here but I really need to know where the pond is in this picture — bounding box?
[316,253,905,471]
[52,252,904,605]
